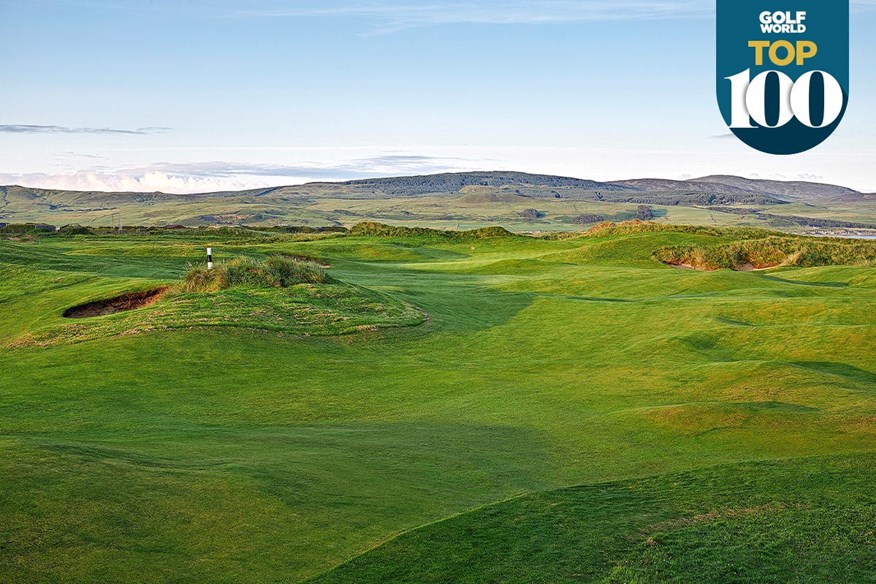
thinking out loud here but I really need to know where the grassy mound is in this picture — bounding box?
[181,255,330,292]
[311,454,876,584]
[14,285,425,348]
[9,255,425,347]
[582,220,775,240]
[656,236,876,271]
[349,222,513,239]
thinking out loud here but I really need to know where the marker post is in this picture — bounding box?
[207,247,213,270]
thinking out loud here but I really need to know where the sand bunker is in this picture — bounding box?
[63,287,168,318]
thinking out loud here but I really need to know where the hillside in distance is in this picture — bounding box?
[2,171,875,234]
[691,175,872,203]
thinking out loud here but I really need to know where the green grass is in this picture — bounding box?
[8,279,425,348]
[310,454,876,583]
[0,224,874,582]
[2,255,424,347]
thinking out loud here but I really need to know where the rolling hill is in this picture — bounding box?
[338,171,633,195]
[2,172,875,233]
[1,222,875,582]
[691,175,870,202]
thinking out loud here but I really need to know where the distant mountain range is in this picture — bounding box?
[314,172,874,204]
[2,171,872,204]
[1,171,874,230]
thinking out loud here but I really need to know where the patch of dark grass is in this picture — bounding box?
[309,454,876,584]
[791,362,876,386]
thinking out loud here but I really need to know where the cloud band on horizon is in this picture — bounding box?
[0,125,171,135]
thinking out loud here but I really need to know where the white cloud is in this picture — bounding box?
[0,170,274,193]
[3,145,875,194]
[0,155,477,193]
[0,124,170,135]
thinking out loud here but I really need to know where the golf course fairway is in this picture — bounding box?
[1,223,874,583]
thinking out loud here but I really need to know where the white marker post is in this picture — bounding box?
[207,247,213,270]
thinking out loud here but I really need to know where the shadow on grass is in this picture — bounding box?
[755,274,850,288]
[791,361,876,387]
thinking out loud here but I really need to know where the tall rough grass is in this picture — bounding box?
[582,220,776,240]
[655,236,876,270]
[181,255,330,292]
[349,222,513,239]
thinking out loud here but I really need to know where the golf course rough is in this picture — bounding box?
[0,222,874,583]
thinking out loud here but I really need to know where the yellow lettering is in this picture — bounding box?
[749,41,771,66]
[769,40,795,67]
[749,40,819,67]
[797,41,818,65]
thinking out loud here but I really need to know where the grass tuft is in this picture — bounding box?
[181,255,330,293]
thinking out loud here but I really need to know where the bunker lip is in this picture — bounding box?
[733,262,782,272]
[663,261,703,271]
[63,287,169,318]
[662,260,781,272]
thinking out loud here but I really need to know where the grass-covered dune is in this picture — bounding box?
[312,454,876,583]
[348,221,514,239]
[4,254,424,347]
[0,222,874,583]
[655,234,876,271]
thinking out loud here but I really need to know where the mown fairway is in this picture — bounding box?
[1,226,874,583]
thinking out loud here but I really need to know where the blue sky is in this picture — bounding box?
[2,0,876,192]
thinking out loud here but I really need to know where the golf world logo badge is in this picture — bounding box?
[717,1,849,155]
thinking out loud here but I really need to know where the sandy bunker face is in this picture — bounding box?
[63,287,168,318]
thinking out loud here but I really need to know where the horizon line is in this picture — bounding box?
[1,169,869,196]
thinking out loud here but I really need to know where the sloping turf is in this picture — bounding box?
[310,454,876,583]
[0,226,874,582]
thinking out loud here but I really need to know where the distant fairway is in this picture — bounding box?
[0,225,874,583]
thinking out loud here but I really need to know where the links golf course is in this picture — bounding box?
[1,222,874,583]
